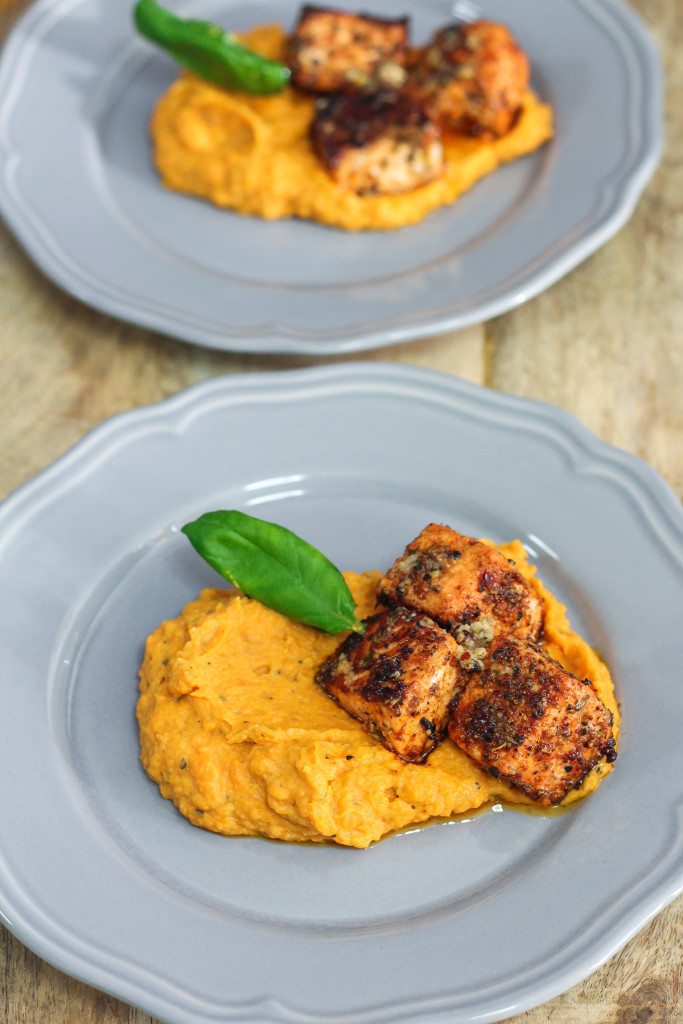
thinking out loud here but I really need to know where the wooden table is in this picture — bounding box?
[0,0,681,1021]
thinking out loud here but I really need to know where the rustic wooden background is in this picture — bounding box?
[0,0,681,1021]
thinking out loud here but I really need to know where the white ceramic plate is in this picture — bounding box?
[0,364,682,1024]
[0,0,663,355]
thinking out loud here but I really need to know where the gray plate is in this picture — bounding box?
[0,364,682,1024]
[0,0,663,355]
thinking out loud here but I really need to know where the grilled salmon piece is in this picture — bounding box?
[378,524,542,656]
[289,6,409,94]
[407,20,530,137]
[448,636,616,804]
[311,91,443,194]
[316,606,462,763]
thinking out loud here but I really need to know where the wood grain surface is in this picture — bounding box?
[0,0,681,1021]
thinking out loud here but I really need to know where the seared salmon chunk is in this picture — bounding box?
[378,523,542,654]
[448,636,616,804]
[316,607,462,763]
[311,91,443,194]
[289,6,409,94]
[407,20,530,137]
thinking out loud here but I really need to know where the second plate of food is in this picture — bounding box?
[0,364,682,1024]
[0,0,662,354]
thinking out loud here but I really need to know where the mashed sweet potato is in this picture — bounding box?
[149,25,553,231]
[137,542,618,848]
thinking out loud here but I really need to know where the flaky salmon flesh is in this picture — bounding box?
[317,606,462,763]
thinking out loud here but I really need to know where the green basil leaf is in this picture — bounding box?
[181,510,365,635]
[133,0,290,95]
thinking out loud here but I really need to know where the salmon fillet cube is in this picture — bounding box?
[311,90,443,195]
[448,636,617,804]
[289,6,409,93]
[407,20,530,137]
[316,606,462,763]
[378,524,542,655]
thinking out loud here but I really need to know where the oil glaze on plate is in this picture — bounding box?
[0,364,682,1024]
[0,0,663,355]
